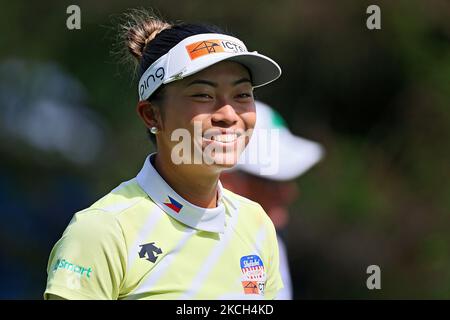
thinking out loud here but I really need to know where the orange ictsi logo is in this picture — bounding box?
[186,40,225,60]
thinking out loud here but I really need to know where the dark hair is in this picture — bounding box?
[120,9,229,145]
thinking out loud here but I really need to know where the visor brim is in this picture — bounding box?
[166,51,282,88]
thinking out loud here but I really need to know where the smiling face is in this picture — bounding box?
[139,60,256,173]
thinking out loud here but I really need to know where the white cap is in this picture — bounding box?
[234,101,324,181]
[138,33,281,101]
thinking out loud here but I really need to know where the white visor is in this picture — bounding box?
[138,33,282,101]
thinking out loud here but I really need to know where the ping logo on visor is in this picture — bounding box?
[186,39,246,60]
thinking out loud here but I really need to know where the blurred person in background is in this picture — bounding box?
[0,59,106,298]
[221,100,324,299]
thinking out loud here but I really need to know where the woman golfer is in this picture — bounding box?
[44,11,283,300]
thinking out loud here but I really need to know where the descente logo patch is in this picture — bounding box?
[186,39,246,60]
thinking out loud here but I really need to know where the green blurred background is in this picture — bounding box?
[0,0,449,299]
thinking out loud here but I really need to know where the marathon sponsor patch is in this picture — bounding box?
[240,255,266,296]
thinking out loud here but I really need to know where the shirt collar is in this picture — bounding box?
[136,153,232,234]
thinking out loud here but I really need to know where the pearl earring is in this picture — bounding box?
[150,127,159,134]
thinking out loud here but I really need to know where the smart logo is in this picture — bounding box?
[53,258,93,279]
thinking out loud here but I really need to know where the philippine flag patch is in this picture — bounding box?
[240,255,266,296]
[164,196,183,213]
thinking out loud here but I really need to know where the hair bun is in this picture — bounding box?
[124,10,171,62]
